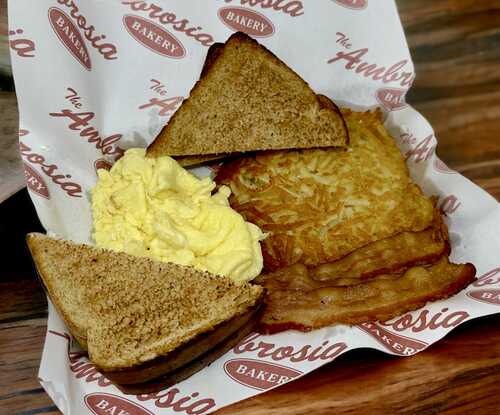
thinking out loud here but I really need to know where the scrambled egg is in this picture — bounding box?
[91,148,265,282]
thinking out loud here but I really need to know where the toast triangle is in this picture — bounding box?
[147,32,348,160]
[26,233,262,371]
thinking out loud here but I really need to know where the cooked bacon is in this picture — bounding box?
[258,258,476,334]
[311,208,449,282]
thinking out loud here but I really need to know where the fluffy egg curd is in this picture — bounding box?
[91,148,265,282]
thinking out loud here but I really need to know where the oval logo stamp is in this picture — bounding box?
[85,393,153,415]
[24,163,50,199]
[467,289,500,306]
[123,15,186,59]
[358,322,428,355]
[218,7,275,38]
[48,7,91,70]
[224,358,302,390]
[376,88,407,111]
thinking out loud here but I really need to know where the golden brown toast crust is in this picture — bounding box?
[27,233,89,349]
[26,233,263,372]
[114,313,259,395]
[103,305,260,387]
[147,32,348,158]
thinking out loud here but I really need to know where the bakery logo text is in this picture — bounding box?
[218,7,275,38]
[218,0,303,37]
[224,358,302,390]
[221,0,304,17]
[467,267,500,306]
[85,393,153,415]
[9,28,35,58]
[328,32,414,89]
[358,322,428,355]
[50,330,217,414]
[121,1,215,48]
[48,1,118,71]
[234,332,348,362]
[49,87,125,161]
[19,141,83,199]
[123,15,186,58]
[359,307,470,355]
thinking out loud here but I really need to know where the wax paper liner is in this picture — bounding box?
[9,1,500,413]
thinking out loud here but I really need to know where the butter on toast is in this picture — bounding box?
[147,32,348,160]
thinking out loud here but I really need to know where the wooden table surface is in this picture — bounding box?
[1,1,499,414]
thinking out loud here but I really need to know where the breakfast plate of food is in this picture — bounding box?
[9,1,500,413]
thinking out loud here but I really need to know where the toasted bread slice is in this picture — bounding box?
[147,32,348,158]
[176,154,229,167]
[216,109,435,270]
[26,233,263,372]
[110,306,259,394]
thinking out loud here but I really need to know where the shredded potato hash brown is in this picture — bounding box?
[216,109,435,271]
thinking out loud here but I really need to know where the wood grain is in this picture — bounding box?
[403,0,500,178]
[218,314,500,415]
[0,92,22,203]
[0,0,499,414]
[0,0,10,77]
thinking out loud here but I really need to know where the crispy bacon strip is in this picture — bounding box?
[258,258,476,334]
[311,208,449,282]
[256,209,449,291]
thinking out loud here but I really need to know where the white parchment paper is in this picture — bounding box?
[9,1,500,413]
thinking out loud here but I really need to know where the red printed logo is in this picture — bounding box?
[221,0,304,17]
[224,358,302,390]
[467,289,500,306]
[434,157,456,174]
[333,0,368,10]
[381,308,469,333]
[467,268,500,306]
[439,194,461,215]
[473,268,500,287]
[85,393,153,415]
[327,44,414,88]
[218,7,275,38]
[20,142,83,198]
[376,88,407,111]
[123,15,186,59]
[9,28,35,58]
[48,8,91,70]
[24,163,50,199]
[358,322,428,355]
[94,159,113,174]
[233,333,348,363]
[405,134,436,163]
[50,331,216,414]
[50,87,125,161]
